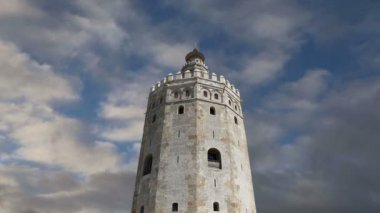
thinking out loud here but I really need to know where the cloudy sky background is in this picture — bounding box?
[0,0,379,212]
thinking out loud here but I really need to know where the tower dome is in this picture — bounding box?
[185,48,205,63]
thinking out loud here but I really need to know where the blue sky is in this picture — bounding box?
[0,0,379,212]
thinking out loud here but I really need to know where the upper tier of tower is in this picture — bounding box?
[151,49,240,98]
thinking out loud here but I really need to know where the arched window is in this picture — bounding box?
[234,116,238,125]
[172,203,178,212]
[185,90,190,97]
[214,93,219,100]
[143,155,153,176]
[228,100,232,106]
[174,92,179,98]
[203,91,208,97]
[213,202,220,211]
[152,115,156,123]
[178,105,184,114]
[208,148,222,169]
[140,206,144,213]
[210,107,216,115]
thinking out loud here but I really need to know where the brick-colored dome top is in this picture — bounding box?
[185,48,205,62]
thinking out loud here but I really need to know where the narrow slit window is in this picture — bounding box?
[228,100,232,106]
[234,116,238,125]
[152,115,156,123]
[178,105,184,114]
[213,131,215,138]
[143,155,153,176]
[235,105,238,110]
[178,130,180,138]
[214,179,217,187]
[172,203,178,212]
[159,97,163,104]
[177,156,179,163]
[214,93,219,100]
[210,107,216,115]
[203,91,208,97]
[213,202,220,211]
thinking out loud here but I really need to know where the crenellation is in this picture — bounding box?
[167,73,173,81]
[220,75,226,84]
[202,70,209,79]
[176,71,182,80]
[211,72,217,81]
[194,69,201,77]
[226,80,231,89]
[184,70,191,78]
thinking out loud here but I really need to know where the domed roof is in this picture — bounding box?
[185,48,205,62]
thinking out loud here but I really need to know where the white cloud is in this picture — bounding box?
[11,116,121,174]
[0,41,78,103]
[97,81,149,142]
[149,43,193,69]
[100,121,144,142]
[165,0,311,86]
[0,41,122,174]
[236,48,291,85]
[264,69,330,111]
[0,165,136,212]
[0,0,41,17]
[101,104,145,120]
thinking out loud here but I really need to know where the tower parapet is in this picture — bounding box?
[150,69,241,98]
[132,49,256,213]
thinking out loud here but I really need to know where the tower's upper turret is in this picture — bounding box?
[181,48,208,74]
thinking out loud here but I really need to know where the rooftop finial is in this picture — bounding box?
[185,48,205,62]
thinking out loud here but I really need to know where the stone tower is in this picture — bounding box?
[131,49,257,213]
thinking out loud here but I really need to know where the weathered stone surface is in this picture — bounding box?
[132,50,257,213]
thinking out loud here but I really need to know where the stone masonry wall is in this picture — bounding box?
[132,72,256,213]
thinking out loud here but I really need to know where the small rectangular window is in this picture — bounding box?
[178,105,184,114]
[172,203,178,212]
[213,202,219,211]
